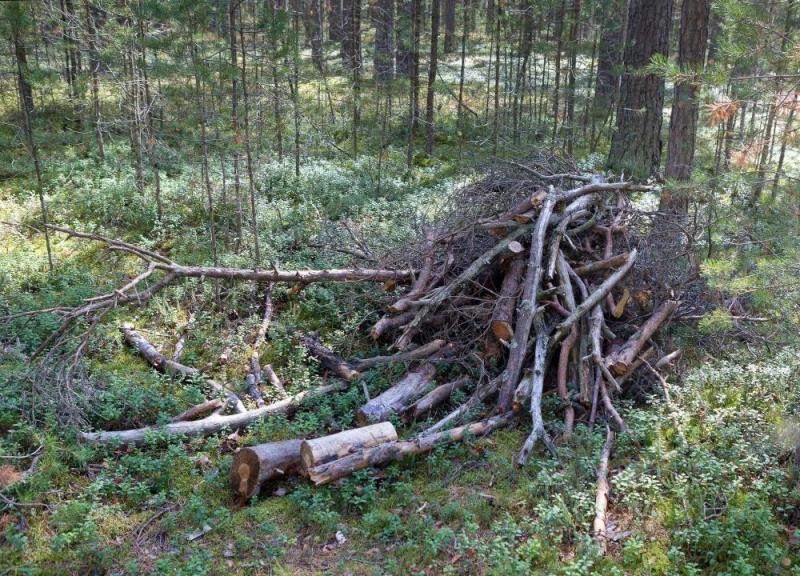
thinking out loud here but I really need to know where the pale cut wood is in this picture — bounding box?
[307,413,513,486]
[231,439,304,501]
[401,377,469,423]
[573,252,630,276]
[491,257,525,341]
[170,399,223,423]
[300,422,397,470]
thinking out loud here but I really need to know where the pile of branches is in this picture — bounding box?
[4,158,682,535]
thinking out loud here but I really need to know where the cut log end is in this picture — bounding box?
[491,321,514,342]
[231,451,260,500]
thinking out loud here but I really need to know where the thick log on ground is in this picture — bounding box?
[79,382,347,444]
[491,257,525,341]
[401,377,469,423]
[307,413,514,485]
[606,299,678,375]
[301,335,360,381]
[120,323,247,414]
[300,422,397,470]
[231,439,304,501]
[355,345,456,425]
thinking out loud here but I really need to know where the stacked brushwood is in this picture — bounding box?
[9,156,679,509]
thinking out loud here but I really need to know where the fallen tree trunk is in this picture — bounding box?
[231,439,304,501]
[606,299,678,375]
[371,311,417,340]
[401,376,469,423]
[246,284,274,406]
[307,413,514,485]
[79,382,347,444]
[300,422,397,470]
[170,399,224,423]
[355,345,456,425]
[120,323,247,414]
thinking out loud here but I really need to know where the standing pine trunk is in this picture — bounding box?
[305,0,326,74]
[443,0,456,54]
[424,0,440,154]
[662,0,710,211]
[395,0,411,76]
[85,0,105,159]
[330,0,344,41]
[550,0,566,146]
[229,0,244,248]
[607,0,673,176]
[374,0,394,80]
[350,0,362,156]
[239,8,261,266]
[564,0,581,155]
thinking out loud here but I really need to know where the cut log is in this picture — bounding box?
[301,335,360,381]
[593,427,614,555]
[355,344,456,425]
[300,422,397,470]
[353,339,445,371]
[79,382,347,444]
[120,323,247,414]
[231,439,304,501]
[491,257,525,341]
[606,300,678,375]
[400,377,469,423]
[307,413,513,486]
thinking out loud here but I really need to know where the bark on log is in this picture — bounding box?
[300,422,397,470]
[263,364,287,396]
[355,344,456,425]
[401,376,469,423]
[231,439,304,501]
[353,339,445,371]
[120,323,247,414]
[79,382,347,444]
[593,427,614,555]
[606,299,678,375]
[424,375,502,434]
[307,413,513,485]
[491,257,525,341]
[301,335,360,381]
[247,284,274,406]
[497,192,556,412]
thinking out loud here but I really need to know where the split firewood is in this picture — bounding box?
[306,413,514,486]
[79,382,347,444]
[593,427,614,555]
[120,323,247,414]
[401,377,469,423]
[301,335,360,381]
[231,439,304,502]
[606,300,679,375]
[300,422,398,471]
[491,257,526,342]
[355,344,457,426]
[353,339,445,371]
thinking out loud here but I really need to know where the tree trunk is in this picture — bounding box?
[305,0,326,73]
[374,0,395,80]
[395,0,411,76]
[443,0,456,54]
[425,0,440,154]
[239,8,261,265]
[607,0,673,175]
[85,0,105,159]
[662,0,711,211]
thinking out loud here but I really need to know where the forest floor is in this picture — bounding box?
[2,100,800,574]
